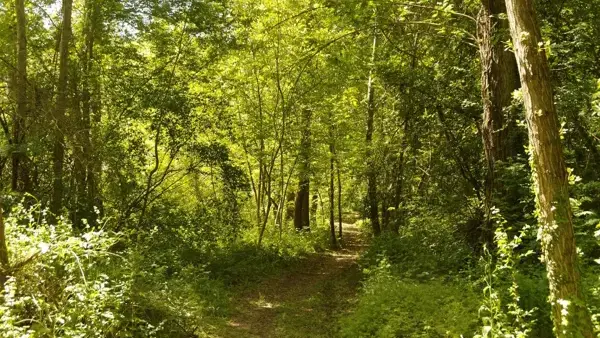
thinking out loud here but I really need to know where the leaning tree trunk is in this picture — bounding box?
[51,0,74,217]
[505,0,594,336]
[13,0,29,193]
[477,0,520,241]
[365,33,380,236]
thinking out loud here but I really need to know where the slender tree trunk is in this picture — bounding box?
[0,203,8,286]
[13,0,28,193]
[505,1,594,336]
[392,116,409,234]
[337,160,343,241]
[477,0,520,241]
[329,125,337,247]
[76,0,99,224]
[254,61,265,240]
[72,63,85,225]
[51,0,73,217]
[366,33,380,236]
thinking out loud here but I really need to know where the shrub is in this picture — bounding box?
[0,203,151,337]
[360,215,472,276]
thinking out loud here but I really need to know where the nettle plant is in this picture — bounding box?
[476,209,536,338]
[0,203,153,338]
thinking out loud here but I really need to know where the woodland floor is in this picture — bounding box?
[212,223,367,338]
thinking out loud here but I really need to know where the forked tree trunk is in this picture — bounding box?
[51,0,74,217]
[477,0,520,240]
[365,33,380,236]
[505,0,594,336]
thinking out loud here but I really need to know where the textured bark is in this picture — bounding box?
[477,0,520,233]
[293,187,309,230]
[365,34,380,236]
[505,0,594,336]
[12,0,29,192]
[51,0,73,217]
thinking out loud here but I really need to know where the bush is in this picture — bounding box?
[0,203,235,338]
[360,214,472,276]
[0,203,151,337]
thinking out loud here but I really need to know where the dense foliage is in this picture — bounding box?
[2,0,600,336]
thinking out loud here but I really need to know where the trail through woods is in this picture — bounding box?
[215,223,366,337]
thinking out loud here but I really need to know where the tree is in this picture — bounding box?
[329,121,337,247]
[365,32,380,236]
[477,0,520,239]
[73,0,102,225]
[51,0,74,217]
[294,108,312,231]
[12,0,28,193]
[505,0,594,335]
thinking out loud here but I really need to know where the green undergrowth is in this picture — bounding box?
[0,203,330,337]
[340,262,480,338]
[341,216,480,338]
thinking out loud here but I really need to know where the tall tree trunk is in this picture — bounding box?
[13,0,29,193]
[505,1,594,336]
[478,0,521,242]
[337,160,343,241]
[75,0,100,224]
[366,33,380,236]
[294,109,311,231]
[329,125,337,247]
[51,0,73,217]
[0,203,8,286]
[392,115,409,234]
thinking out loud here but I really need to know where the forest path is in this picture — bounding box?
[215,224,367,337]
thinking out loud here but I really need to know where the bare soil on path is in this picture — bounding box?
[213,224,366,338]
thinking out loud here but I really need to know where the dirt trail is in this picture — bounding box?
[216,224,366,338]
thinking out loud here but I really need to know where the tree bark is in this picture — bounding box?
[366,33,380,236]
[75,0,100,224]
[51,0,74,217]
[505,0,594,336]
[329,125,337,247]
[477,0,520,239]
[13,0,29,193]
[0,203,8,286]
[294,109,312,231]
[337,160,343,241]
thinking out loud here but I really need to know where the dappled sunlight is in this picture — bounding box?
[215,223,365,337]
